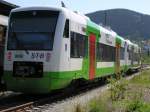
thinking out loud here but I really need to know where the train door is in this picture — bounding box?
[124,42,128,66]
[89,33,96,80]
[131,47,134,65]
[115,43,121,79]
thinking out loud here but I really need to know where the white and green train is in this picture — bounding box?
[3,7,141,94]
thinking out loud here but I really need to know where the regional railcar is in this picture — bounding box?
[3,7,141,94]
[0,14,8,87]
[127,41,141,72]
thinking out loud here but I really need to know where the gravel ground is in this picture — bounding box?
[42,85,109,112]
[29,72,142,112]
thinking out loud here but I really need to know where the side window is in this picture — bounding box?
[70,32,87,58]
[96,43,101,61]
[127,46,130,52]
[129,50,131,60]
[96,43,115,62]
[120,47,125,60]
[63,19,69,38]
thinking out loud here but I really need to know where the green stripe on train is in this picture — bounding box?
[3,71,84,93]
[86,20,100,42]
[96,67,115,77]
[3,66,117,93]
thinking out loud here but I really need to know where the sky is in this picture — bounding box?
[5,0,150,15]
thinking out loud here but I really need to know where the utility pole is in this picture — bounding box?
[104,11,107,26]
[148,48,150,56]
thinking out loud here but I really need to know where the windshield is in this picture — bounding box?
[7,10,59,50]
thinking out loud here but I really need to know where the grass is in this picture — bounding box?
[130,70,150,87]
[141,55,150,64]
[75,69,150,112]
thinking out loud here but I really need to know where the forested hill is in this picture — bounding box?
[86,9,150,40]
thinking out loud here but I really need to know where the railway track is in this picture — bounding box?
[1,102,33,112]
[0,87,81,112]
[0,67,149,112]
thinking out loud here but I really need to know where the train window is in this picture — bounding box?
[96,43,102,61]
[127,46,130,52]
[133,52,139,62]
[129,50,132,60]
[70,32,87,58]
[120,47,125,60]
[129,48,133,60]
[63,19,69,38]
[96,43,115,62]
[7,10,59,50]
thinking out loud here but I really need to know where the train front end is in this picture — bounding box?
[3,7,64,93]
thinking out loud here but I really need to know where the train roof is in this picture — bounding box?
[10,7,116,36]
[126,39,132,45]
[0,14,8,26]
[117,35,125,41]
[11,6,64,12]
[99,25,117,37]
[133,43,139,49]
[11,6,90,26]
[116,35,125,45]
[99,25,126,46]
[11,6,90,20]
[125,40,140,50]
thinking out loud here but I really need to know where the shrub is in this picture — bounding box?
[125,92,150,112]
[108,77,128,101]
